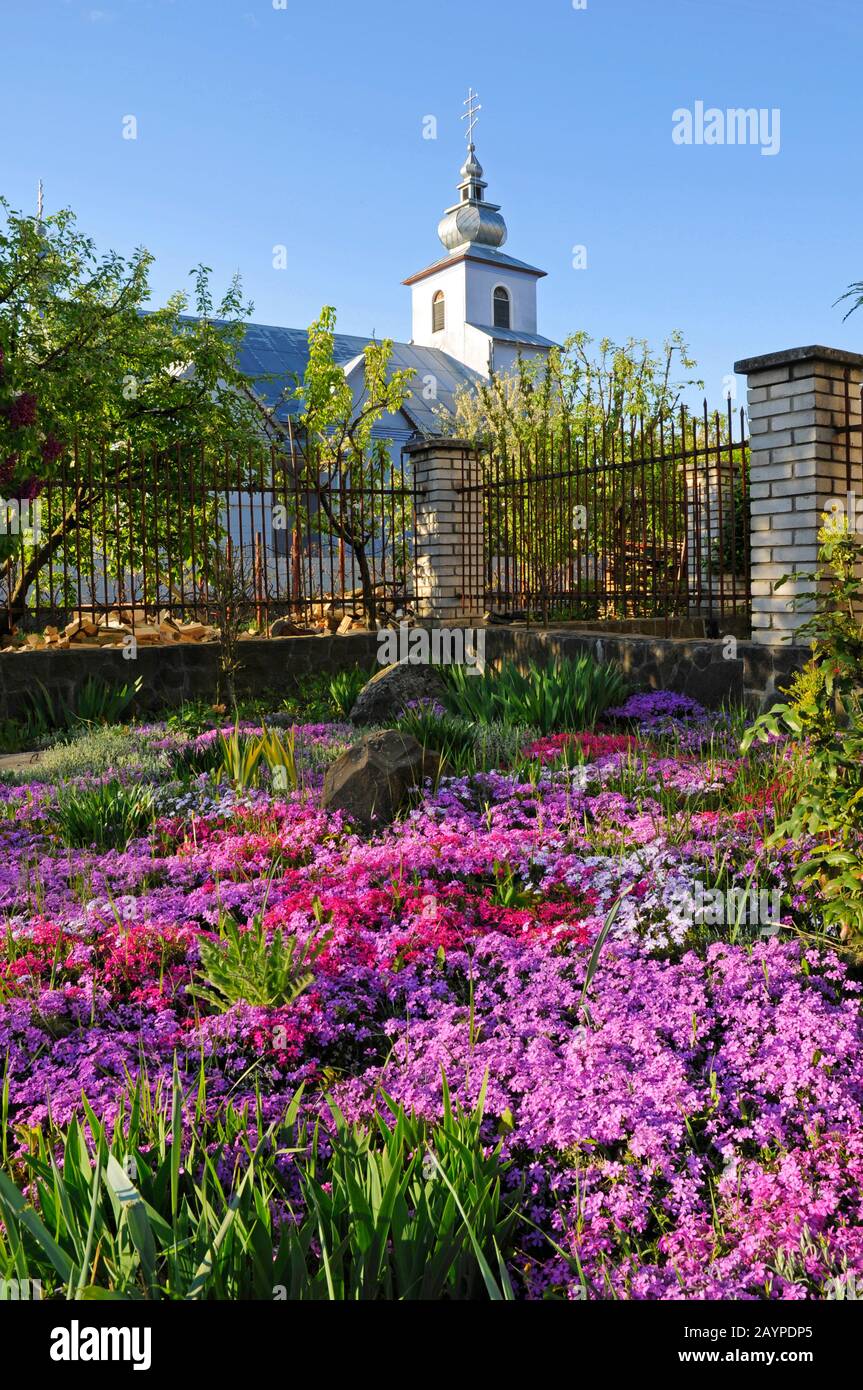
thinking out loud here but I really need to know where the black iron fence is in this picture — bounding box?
[0,410,751,641]
[831,369,863,492]
[462,401,750,634]
[0,441,417,635]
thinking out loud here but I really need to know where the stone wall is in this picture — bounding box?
[481,627,807,715]
[0,634,381,722]
[0,626,807,723]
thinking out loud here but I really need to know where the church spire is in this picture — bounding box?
[437,88,507,254]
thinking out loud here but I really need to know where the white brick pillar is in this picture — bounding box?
[734,346,863,647]
[406,438,485,623]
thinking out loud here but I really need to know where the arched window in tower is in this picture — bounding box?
[493,286,511,330]
[432,290,445,334]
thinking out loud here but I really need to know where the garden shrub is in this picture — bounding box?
[28,675,143,736]
[328,667,370,718]
[440,655,626,733]
[47,779,157,850]
[189,908,330,1012]
[397,705,537,777]
[742,514,863,946]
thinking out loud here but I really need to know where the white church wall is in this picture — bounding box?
[410,261,467,355]
[409,262,494,377]
[491,342,548,377]
[410,258,541,370]
[463,259,539,334]
[462,323,493,377]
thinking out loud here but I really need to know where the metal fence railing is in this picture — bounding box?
[0,440,417,636]
[461,401,750,634]
[0,409,752,641]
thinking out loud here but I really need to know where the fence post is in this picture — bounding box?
[406,437,485,623]
[734,346,863,647]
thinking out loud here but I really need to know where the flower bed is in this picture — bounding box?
[0,694,860,1300]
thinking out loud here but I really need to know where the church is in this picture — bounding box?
[236,93,556,448]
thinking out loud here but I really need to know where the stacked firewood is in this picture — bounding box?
[3,609,219,651]
[1,583,415,649]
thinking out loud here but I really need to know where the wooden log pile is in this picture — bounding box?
[1,609,219,652]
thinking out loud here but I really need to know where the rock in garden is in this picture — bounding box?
[322,729,440,831]
[348,661,447,725]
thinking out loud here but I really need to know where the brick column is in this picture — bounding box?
[734,346,863,647]
[406,438,484,623]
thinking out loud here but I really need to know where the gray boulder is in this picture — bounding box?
[348,661,447,725]
[322,729,441,831]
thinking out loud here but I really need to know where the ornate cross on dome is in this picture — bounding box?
[462,88,481,147]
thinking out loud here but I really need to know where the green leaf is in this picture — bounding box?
[0,1169,75,1283]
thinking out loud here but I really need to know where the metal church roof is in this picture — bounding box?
[232,321,370,422]
[468,323,558,348]
[232,319,482,438]
[403,243,547,286]
[365,339,483,435]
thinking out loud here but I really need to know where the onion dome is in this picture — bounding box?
[437,142,508,253]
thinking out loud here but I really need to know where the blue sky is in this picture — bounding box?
[2,0,861,405]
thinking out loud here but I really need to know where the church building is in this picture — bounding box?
[236,92,556,448]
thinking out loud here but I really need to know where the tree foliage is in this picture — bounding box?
[0,197,260,627]
[440,330,702,450]
[242,305,415,625]
[438,332,708,621]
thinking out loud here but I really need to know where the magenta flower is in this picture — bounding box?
[7,392,37,429]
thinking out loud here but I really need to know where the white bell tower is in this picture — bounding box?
[404,90,551,379]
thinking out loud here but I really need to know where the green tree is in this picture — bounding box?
[0,198,260,632]
[240,305,414,626]
[437,332,740,624]
[441,330,702,448]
